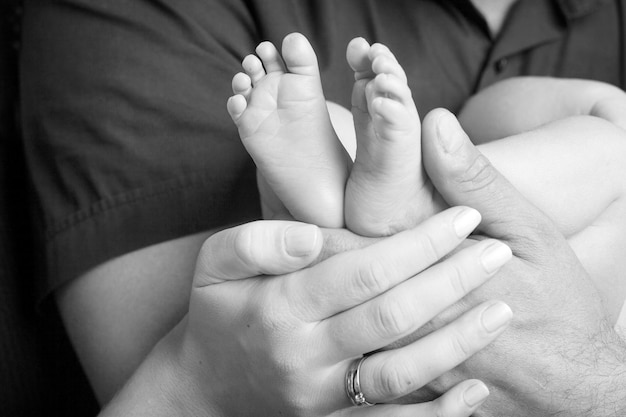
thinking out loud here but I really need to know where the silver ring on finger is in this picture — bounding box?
[345,356,376,407]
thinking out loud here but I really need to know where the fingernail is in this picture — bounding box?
[285,224,319,257]
[463,382,490,407]
[480,242,512,274]
[453,208,481,238]
[436,110,465,153]
[481,302,513,333]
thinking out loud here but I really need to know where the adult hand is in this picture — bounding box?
[179,208,513,417]
[394,109,626,415]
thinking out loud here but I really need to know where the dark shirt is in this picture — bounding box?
[1,1,98,414]
[20,0,626,299]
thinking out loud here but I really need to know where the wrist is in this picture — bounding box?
[585,325,626,417]
[99,317,221,417]
[474,320,626,417]
[530,321,626,417]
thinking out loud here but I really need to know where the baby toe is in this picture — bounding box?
[242,54,266,85]
[232,72,253,98]
[256,41,285,74]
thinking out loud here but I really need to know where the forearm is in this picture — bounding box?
[56,230,213,403]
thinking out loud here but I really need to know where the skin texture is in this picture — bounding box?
[185,211,512,416]
[397,110,626,416]
[97,110,626,416]
[55,0,626,412]
[72,50,626,417]
[56,230,213,404]
[344,37,440,237]
[228,34,350,228]
[229,34,439,237]
[231,33,626,325]
[101,211,513,417]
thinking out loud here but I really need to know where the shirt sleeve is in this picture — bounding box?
[21,0,262,300]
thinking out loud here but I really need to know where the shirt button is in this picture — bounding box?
[495,57,508,73]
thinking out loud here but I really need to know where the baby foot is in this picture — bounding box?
[344,38,440,236]
[227,33,349,227]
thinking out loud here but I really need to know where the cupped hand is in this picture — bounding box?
[394,109,626,416]
[180,207,512,417]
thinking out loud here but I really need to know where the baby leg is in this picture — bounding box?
[227,33,350,227]
[459,76,626,145]
[344,38,440,236]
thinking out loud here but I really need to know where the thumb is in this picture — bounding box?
[422,108,558,248]
[194,220,323,286]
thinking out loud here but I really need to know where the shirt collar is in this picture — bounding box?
[555,0,610,20]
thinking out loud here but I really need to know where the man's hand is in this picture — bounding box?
[395,109,626,415]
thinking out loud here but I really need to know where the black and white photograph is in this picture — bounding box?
[2,1,625,415]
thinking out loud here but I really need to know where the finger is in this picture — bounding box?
[343,380,489,417]
[422,109,561,254]
[194,220,322,286]
[315,226,380,265]
[427,380,490,417]
[288,206,482,321]
[322,239,511,357]
[358,301,511,403]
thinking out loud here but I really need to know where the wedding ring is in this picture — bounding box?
[345,356,376,407]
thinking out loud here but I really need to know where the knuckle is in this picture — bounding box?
[374,300,411,337]
[517,211,558,242]
[262,356,315,411]
[457,153,497,193]
[257,303,279,328]
[416,233,442,262]
[253,314,302,360]
[250,288,292,332]
[249,296,277,329]
[196,237,214,270]
[354,259,390,298]
[427,302,465,331]
[443,262,470,298]
[504,211,562,261]
[378,361,413,398]
[233,224,259,269]
[447,327,474,361]
[430,398,454,417]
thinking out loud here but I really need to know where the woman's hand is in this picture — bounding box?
[180,206,512,416]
